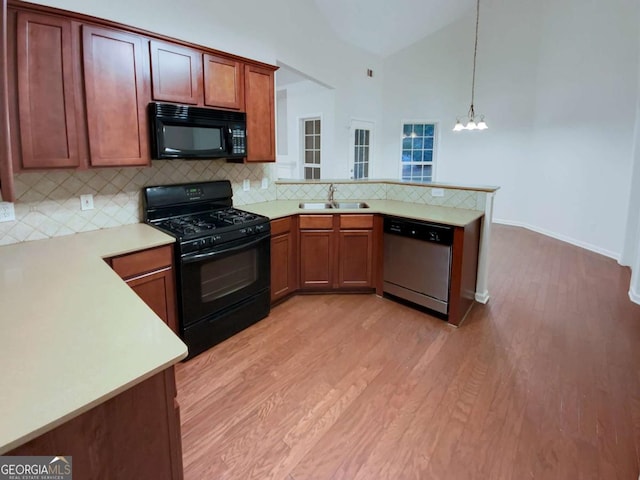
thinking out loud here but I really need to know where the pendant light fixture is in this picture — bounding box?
[453,0,488,132]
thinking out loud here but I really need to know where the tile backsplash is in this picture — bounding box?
[0,160,275,245]
[276,181,487,211]
[0,167,489,246]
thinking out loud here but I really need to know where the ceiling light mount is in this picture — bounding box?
[453,0,487,132]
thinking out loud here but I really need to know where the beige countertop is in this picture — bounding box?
[242,199,484,227]
[0,224,187,454]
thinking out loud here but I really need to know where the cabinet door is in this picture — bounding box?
[299,230,333,289]
[203,54,243,110]
[244,64,275,162]
[16,12,79,168]
[82,26,149,166]
[126,268,178,333]
[150,40,202,105]
[338,230,373,288]
[110,245,178,333]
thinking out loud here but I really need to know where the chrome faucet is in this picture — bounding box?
[328,183,337,203]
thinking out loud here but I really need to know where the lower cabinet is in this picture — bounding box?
[108,244,178,333]
[299,215,334,289]
[270,216,298,303]
[9,368,184,480]
[337,214,375,288]
[299,214,376,291]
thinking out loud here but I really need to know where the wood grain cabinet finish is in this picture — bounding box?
[338,229,373,288]
[109,245,178,333]
[204,53,244,110]
[270,216,298,303]
[298,214,376,291]
[1,0,15,201]
[244,64,275,162]
[15,11,79,169]
[150,40,202,105]
[9,368,184,480]
[82,25,149,167]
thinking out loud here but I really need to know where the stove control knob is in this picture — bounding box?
[246,227,254,234]
[213,235,222,242]
[255,224,265,232]
[240,228,247,234]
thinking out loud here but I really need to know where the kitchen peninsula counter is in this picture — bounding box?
[242,199,484,227]
[0,224,187,454]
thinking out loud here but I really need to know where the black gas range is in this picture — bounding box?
[143,180,271,359]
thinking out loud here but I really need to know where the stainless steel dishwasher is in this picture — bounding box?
[383,216,453,315]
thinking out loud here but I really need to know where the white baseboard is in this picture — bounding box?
[475,291,490,304]
[493,218,620,262]
[630,287,640,305]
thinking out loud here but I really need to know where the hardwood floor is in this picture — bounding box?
[175,224,640,479]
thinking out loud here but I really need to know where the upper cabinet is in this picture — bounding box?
[15,11,79,169]
[203,54,244,110]
[150,40,202,105]
[245,64,275,162]
[83,26,149,167]
[149,45,245,111]
[5,0,277,174]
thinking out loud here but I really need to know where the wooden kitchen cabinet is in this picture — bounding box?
[299,214,376,291]
[14,11,80,169]
[8,4,151,170]
[1,0,15,201]
[244,64,276,162]
[9,368,184,480]
[150,40,202,105]
[109,244,178,333]
[204,53,244,110]
[299,215,334,289]
[82,25,149,167]
[270,216,298,303]
[338,214,374,288]
[149,43,244,110]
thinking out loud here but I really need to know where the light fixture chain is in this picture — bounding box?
[470,0,480,112]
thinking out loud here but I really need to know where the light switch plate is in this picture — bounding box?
[243,179,250,191]
[431,188,445,197]
[261,178,268,189]
[80,194,94,211]
[0,202,16,222]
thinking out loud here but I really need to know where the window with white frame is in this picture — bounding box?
[401,123,435,183]
[353,128,371,179]
[302,118,321,180]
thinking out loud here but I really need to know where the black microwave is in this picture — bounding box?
[149,102,247,160]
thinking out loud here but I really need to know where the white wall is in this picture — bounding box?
[276,80,337,179]
[380,0,640,260]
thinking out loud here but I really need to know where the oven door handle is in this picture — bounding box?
[181,232,270,264]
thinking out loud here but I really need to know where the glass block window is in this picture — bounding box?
[303,118,321,180]
[353,129,370,179]
[401,123,435,183]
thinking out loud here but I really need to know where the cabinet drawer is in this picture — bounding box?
[299,215,333,230]
[271,216,292,236]
[111,245,173,279]
[339,214,374,229]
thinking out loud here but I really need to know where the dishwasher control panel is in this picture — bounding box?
[383,217,453,246]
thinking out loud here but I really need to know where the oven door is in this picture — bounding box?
[179,232,270,327]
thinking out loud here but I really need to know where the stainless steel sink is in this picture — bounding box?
[298,201,370,210]
[298,202,334,209]
[333,202,369,209]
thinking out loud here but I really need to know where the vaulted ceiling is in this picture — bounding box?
[312,0,474,57]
